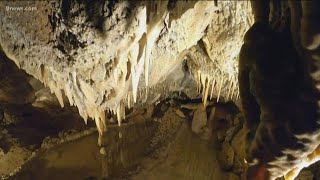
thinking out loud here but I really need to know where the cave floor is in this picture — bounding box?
[12,122,227,180]
[1,100,319,180]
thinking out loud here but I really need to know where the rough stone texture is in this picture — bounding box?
[191,105,207,134]
[218,141,235,170]
[0,49,34,104]
[295,170,314,180]
[0,1,253,134]
[231,127,246,159]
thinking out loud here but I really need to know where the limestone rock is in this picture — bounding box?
[0,1,253,131]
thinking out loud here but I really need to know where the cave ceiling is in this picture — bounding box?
[0,1,253,134]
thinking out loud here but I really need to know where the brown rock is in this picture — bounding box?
[191,106,207,134]
[295,170,314,180]
[233,156,246,175]
[225,125,241,142]
[233,113,244,126]
[175,109,186,118]
[218,141,235,170]
[217,129,227,142]
[213,116,232,131]
[231,128,246,159]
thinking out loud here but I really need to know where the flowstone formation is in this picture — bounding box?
[0,1,253,139]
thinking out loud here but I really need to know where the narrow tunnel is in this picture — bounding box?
[0,1,320,180]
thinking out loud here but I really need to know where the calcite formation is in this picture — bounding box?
[0,1,253,136]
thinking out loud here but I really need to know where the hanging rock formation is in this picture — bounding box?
[0,1,252,138]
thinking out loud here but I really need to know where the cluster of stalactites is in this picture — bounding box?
[195,71,239,107]
[31,5,169,135]
[1,1,220,136]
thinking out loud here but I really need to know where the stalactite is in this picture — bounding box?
[283,145,320,180]
[226,77,232,100]
[236,86,240,100]
[203,76,210,107]
[40,65,49,85]
[94,112,104,136]
[201,74,206,99]
[64,82,74,106]
[144,12,168,87]
[197,70,201,93]
[129,44,139,103]
[79,79,96,105]
[132,38,147,103]
[0,1,247,151]
[54,88,64,108]
[217,77,224,102]
[127,94,131,109]
[230,79,235,100]
[210,78,216,100]
[116,103,124,127]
